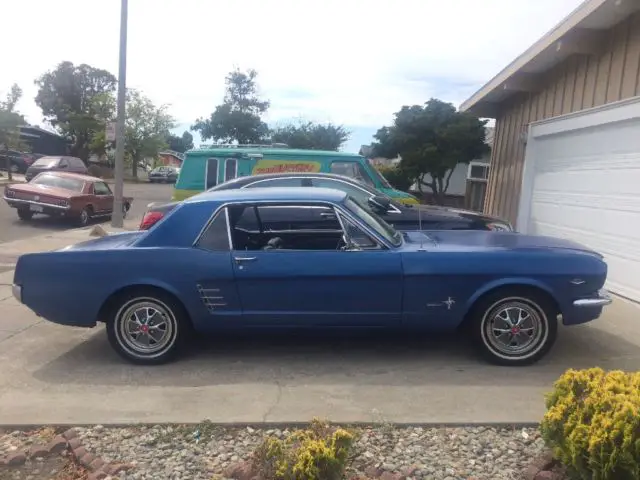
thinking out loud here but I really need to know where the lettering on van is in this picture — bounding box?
[252,159,322,175]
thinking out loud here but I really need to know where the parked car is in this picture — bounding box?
[3,171,132,226]
[11,187,611,366]
[0,150,38,174]
[139,172,513,231]
[25,155,88,182]
[149,166,179,183]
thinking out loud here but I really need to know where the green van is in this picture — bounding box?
[172,144,419,204]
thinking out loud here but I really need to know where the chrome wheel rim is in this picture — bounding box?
[115,299,176,358]
[481,298,546,359]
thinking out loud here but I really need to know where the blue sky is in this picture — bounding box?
[1,0,585,153]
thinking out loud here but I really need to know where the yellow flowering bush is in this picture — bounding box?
[540,368,640,480]
[252,419,355,480]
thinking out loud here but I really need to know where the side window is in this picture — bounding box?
[330,161,375,188]
[58,158,69,168]
[197,208,230,251]
[257,205,341,231]
[235,206,260,232]
[311,178,371,204]
[224,158,237,182]
[94,182,111,195]
[70,158,85,168]
[339,215,380,250]
[245,178,304,188]
[206,158,219,189]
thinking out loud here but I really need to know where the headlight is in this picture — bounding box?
[487,222,513,232]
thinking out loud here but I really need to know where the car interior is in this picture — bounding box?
[226,204,379,251]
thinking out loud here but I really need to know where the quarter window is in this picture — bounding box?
[197,208,230,251]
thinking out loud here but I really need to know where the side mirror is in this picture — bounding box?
[368,195,391,213]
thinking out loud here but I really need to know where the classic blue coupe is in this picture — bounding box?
[12,188,612,366]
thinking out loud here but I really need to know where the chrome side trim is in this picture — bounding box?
[573,291,613,308]
[3,196,70,210]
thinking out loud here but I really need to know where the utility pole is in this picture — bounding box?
[111,0,128,228]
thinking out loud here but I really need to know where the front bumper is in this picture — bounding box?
[12,284,22,303]
[563,289,612,325]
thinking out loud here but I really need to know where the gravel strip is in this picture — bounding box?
[71,424,547,480]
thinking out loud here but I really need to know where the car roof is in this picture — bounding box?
[187,147,363,158]
[212,172,374,189]
[184,186,348,205]
[34,171,101,182]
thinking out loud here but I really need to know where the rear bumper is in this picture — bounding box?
[563,289,613,325]
[12,284,22,303]
[3,196,71,214]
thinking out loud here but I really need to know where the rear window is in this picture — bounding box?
[31,174,85,192]
[32,157,60,168]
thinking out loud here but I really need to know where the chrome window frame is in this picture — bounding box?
[192,199,395,251]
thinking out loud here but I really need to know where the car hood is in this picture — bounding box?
[401,230,602,256]
[9,183,76,199]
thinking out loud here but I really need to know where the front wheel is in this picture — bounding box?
[17,208,33,221]
[106,290,189,365]
[469,288,558,366]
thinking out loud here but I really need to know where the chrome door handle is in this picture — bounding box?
[234,256,257,263]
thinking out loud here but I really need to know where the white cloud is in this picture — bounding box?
[2,0,584,146]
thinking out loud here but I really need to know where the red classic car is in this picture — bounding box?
[3,171,132,227]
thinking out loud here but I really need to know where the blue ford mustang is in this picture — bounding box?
[12,188,612,366]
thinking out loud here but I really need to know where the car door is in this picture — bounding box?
[92,181,113,214]
[228,201,403,327]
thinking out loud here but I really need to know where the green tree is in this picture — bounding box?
[0,84,27,181]
[125,89,175,178]
[375,165,413,192]
[165,130,194,153]
[192,68,269,144]
[34,61,117,162]
[269,120,351,150]
[372,98,489,205]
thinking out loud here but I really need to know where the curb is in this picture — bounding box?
[0,427,134,479]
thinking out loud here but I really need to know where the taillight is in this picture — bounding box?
[5,188,15,198]
[139,211,164,230]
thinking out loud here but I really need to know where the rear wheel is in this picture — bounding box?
[17,208,33,221]
[77,206,92,227]
[106,289,189,365]
[469,288,558,366]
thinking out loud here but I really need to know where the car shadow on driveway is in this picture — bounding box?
[31,324,640,389]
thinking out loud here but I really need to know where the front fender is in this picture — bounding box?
[462,277,560,318]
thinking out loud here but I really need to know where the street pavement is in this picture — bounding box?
[0,234,638,425]
[0,180,173,243]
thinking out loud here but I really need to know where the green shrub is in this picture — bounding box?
[540,368,640,480]
[252,419,355,480]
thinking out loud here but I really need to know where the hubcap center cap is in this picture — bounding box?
[511,326,520,334]
[140,325,150,334]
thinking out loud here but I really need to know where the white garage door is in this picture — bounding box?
[517,97,640,302]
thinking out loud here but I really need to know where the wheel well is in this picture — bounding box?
[458,284,561,331]
[97,284,192,327]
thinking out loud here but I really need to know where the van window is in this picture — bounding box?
[224,158,237,181]
[206,158,219,189]
[329,161,375,188]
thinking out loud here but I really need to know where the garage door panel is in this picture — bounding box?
[522,101,640,303]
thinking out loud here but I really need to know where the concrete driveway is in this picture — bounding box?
[0,282,638,426]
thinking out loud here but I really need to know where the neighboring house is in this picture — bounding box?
[19,125,69,156]
[368,156,401,167]
[460,0,640,303]
[157,150,185,168]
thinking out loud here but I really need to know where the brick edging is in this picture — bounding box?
[0,427,134,480]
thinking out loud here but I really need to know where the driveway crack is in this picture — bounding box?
[262,381,282,422]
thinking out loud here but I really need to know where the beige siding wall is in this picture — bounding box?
[485,12,640,225]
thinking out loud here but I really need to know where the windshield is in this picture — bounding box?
[32,174,85,192]
[368,165,393,189]
[32,157,59,168]
[344,197,402,247]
